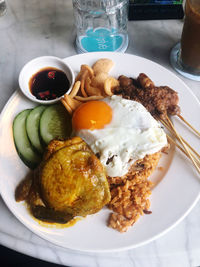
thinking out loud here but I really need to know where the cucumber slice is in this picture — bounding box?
[13,109,41,169]
[40,103,72,145]
[26,105,46,154]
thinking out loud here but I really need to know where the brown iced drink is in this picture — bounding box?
[180,0,200,72]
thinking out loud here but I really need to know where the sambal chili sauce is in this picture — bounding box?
[29,67,70,101]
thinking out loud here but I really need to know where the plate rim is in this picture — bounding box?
[0,52,200,253]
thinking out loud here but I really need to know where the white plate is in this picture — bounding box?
[0,52,200,252]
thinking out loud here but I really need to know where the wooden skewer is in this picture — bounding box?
[179,134,200,160]
[167,135,200,166]
[137,73,199,137]
[167,135,187,156]
[160,117,200,166]
[162,121,200,166]
[161,118,200,160]
[137,72,199,170]
[178,114,200,138]
[165,116,200,174]
[167,135,186,155]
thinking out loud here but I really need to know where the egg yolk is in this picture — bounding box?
[72,101,112,131]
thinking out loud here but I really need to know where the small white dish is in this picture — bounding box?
[19,56,75,104]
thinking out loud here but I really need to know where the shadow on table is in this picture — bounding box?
[1,244,69,267]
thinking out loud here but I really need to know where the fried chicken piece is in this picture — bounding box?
[16,137,111,223]
[39,137,110,217]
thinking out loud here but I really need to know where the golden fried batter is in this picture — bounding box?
[39,137,111,217]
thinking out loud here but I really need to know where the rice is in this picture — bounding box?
[107,152,161,232]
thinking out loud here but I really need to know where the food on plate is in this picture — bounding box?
[63,94,82,111]
[85,76,104,96]
[71,95,168,232]
[114,74,181,119]
[74,95,104,101]
[72,100,112,131]
[11,56,200,235]
[92,58,114,74]
[62,58,181,123]
[72,65,198,174]
[26,105,46,153]
[15,137,111,223]
[13,103,72,168]
[72,96,167,178]
[29,67,70,101]
[69,80,81,98]
[61,58,119,114]
[90,72,108,91]
[113,75,200,175]
[39,104,72,145]
[61,59,184,232]
[14,58,172,232]
[65,59,180,121]
[13,109,42,169]
[104,76,120,96]
[107,152,161,232]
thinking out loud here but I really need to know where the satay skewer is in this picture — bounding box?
[165,116,200,174]
[161,118,200,161]
[160,117,200,168]
[177,114,200,138]
[166,135,200,166]
[138,73,200,138]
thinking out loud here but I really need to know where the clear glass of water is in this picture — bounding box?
[72,0,129,53]
[0,0,6,16]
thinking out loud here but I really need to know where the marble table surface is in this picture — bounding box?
[0,1,200,267]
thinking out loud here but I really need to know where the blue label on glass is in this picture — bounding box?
[79,28,124,52]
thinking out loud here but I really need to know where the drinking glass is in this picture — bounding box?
[0,0,6,16]
[72,0,129,53]
[170,0,200,81]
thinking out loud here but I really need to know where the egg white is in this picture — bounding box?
[74,95,167,177]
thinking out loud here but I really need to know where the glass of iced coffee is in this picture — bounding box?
[170,0,200,81]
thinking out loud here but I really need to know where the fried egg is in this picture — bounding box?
[72,95,167,177]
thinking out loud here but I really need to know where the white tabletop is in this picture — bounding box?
[0,1,200,266]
